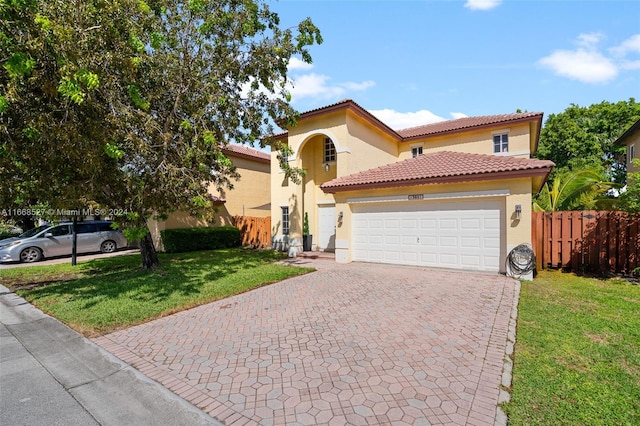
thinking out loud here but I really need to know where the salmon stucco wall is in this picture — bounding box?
[149,151,270,252]
[623,130,640,174]
[271,110,399,254]
[399,121,534,160]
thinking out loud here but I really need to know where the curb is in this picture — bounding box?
[495,279,520,426]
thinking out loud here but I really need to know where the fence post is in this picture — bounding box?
[532,212,543,271]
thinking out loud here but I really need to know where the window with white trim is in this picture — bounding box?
[324,137,336,163]
[493,134,509,153]
[411,146,423,158]
[630,144,636,165]
[281,207,289,235]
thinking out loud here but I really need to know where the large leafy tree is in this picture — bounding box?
[535,99,640,186]
[1,0,321,269]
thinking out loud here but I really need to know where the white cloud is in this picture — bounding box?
[342,81,376,91]
[287,57,313,72]
[287,73,345,100]
[369,109,447,130]
[537,32,631,84]
[464,0,502,11]
[450,112,468,119]
[577,32,605,47]
[610,34,640,57]
[538,49,618,83]
[621,60,640,71]
[287,73,375,102]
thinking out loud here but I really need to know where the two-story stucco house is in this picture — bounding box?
[271,99,554,274]
[149,144,270,250]
[615,118,640,175]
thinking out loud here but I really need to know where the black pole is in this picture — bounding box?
[71,216,77,266]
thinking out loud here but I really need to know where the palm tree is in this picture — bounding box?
[533,168,619,212]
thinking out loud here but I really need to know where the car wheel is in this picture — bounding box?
[100,240,117,253]
[20,247,43,263]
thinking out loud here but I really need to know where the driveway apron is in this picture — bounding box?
[94,260,518,425]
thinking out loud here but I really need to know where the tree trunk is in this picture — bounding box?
[140,231,160,270]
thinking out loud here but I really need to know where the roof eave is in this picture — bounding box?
[222,148,270,164]
[614,118,640,147]
[401,113,544,143]
[292,99,401,141]
[321,167,555,194]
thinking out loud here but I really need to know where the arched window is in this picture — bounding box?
[324,137,336,163]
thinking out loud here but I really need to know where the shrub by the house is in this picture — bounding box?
[160,227,241,253]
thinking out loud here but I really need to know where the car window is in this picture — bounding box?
[97,223,114,232]
[76,223,98,234]
[48,225,70,236]
[20,225,50,238]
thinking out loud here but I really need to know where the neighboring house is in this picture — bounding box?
[615,118,640,175]
[149,144,271,250]
[271,99,554,275]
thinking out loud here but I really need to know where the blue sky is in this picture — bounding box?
[271,0,640,130]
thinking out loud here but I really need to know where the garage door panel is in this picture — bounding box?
[384,235,401,245]
[461,255,481,267]
[440,236,458,247]
[484,217,500,229]
[439,254,459,266]
[461,237,481,249]
[402,219,418,229]
[421,236,437,248]
[484,237,500,249]
[439,218,458,230]
[369,219,383,229]
[402,236,418,246]
[420,219,437,230]
[384,250,401,261]
[402,252,418,263]
[461,218,481,230]
[352,200,502,272]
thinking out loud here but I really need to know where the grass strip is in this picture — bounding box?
[1,248,313,336]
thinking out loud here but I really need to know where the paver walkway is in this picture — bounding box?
[94,260,518,425]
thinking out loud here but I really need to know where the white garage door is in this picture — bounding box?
[352,199,502,272]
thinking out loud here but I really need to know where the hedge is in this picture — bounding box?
[160,226,241,253]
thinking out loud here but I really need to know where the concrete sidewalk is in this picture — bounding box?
[0,285,220,426]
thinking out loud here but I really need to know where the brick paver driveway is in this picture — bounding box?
[94,259,518,425]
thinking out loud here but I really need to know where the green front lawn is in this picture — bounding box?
[1,248,313,336]
[504,270,640,425]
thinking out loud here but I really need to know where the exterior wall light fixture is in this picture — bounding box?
[515,204,522,219]
[324,163,330,172]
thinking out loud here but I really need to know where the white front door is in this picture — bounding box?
[318,205,336,251]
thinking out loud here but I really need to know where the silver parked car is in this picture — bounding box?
[0,221,128,263]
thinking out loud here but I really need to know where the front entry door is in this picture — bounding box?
[318,205,336,251]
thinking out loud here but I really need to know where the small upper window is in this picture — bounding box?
[412,146,423,158]
[630,144,636,164]
[281,207,290,235]
[493,134,508,153]
[324,137,336,163]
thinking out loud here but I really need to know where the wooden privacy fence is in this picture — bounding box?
[532,211,640,275]
[232,216,271,248]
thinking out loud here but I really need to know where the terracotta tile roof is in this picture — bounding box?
[273,99,399,141]
[222,144,270,163]
[321,151,554,193]
[397,112,544,139]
